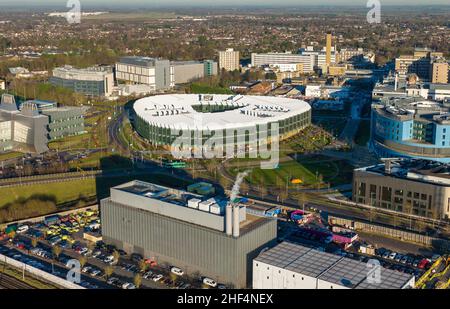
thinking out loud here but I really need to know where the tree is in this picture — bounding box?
[112,250,120,262]
[31,237,38,249]
[138,260,148,273]
[134,273,142,288]
[105,265,114,279]
[78,256,87,269]
[52,246,62,260]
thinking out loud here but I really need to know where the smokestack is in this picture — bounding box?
[385,160,392,174]
[326,33,332,69]
[226,203,233,236]
[232,205,240,238]
[394,73,399,91]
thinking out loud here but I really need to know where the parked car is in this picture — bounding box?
[202,277,217,288]
[103,255,115,264]
[107,277,120,285]
[152,274,163,282]
[382,251,391,259]
[388,252,397,260]
[170,267,184,276]
[394,254,403,262]
[122,282,136,289]
[82,266,92,273]
[16,225,29,234]
[418,259,430,270]
[131,253,143,262]
[400,256,408,264]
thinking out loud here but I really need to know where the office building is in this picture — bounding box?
[430,61,449,84]
[395,48,447,81]
[116,56,171,90]
[251,52,315,73]
[116,56,217,89]
[19,99,86,140]
[100,180,277,288]
[170,60,218,84]
[370,97,450,163]
[353,158,450,220]
[339,48,365,62]
[301,46,337,73]
[219,48,240,72]
[253,242,415,289]
[0,94,49,153]
[50,65,114,96]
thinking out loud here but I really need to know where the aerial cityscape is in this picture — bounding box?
[0,0,449,298]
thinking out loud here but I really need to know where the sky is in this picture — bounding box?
[0,0,448,7]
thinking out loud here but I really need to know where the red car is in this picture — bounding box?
[418,259,430,269]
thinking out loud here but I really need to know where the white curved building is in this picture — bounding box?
[133,94,311,153]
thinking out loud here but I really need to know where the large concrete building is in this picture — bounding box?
[20,99,86,141]
[219,48,240,72]
[251,52,315,73]
[395,48,447,82]
[132,94,311,155]
[430,61,449,84]
[253,242,415,289]
[370,97,450,163]
[0,95,86,153]
[353,158,450,220]
[0,94,49,153]
[170,60,218,84]
[50,65,114,97]
[116,56,218,89]
[115,56,172,91]
[100,180,277,288]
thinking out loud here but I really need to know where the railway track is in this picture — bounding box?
[0,273,33,289]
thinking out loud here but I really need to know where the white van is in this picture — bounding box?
[203,277,217,288]
[170,267,184,276]
[17,225,29,234]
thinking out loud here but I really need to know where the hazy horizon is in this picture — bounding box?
[0,0,449,8]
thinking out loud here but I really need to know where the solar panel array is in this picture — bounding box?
[255,241,414,289]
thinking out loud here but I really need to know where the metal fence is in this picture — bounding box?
[0,253,84,289]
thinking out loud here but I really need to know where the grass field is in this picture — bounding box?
[0,152,23,161]
[0,172,193,209]
[229,156,353,188]
[0,179,97,208]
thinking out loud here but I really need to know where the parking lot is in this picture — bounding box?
[0,209,227,289]
[279,220,433,282]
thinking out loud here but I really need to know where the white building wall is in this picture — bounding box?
[253,260,318,289]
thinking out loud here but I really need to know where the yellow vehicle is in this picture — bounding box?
[66,237,75,244]
[291,178,303,184]
[46,230,54,236]
[61,235,68,241]
[85,211,95,217]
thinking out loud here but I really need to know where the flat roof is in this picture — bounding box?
[133,94,311,131]
[357,158,450,185]
[255,242,414,289]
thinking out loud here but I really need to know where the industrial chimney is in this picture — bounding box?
[326,34,332,68]
[225,203,233,236]
[385,159,392,174]
[232,205,240,238]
